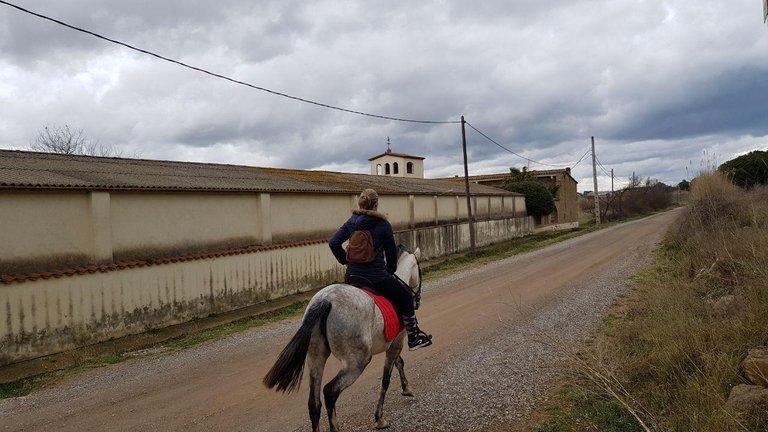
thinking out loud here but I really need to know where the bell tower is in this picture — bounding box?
[368,138,425,178]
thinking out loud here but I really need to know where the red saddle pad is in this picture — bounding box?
[360,290,403,342]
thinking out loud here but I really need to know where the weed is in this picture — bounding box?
[422,227,592,280]
[534,386,644,432]
[161,301,306,350]
[535,173,768,431]
[0,379,31,399]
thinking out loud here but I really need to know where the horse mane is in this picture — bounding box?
[396,244,409,257]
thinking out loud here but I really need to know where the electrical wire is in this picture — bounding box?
[569,149,592,169]
[597,161,612,177]
[596,155,630,179]
[0,0,460,125]
[464,121,587,169]
[594,155,610,176]
[3,0,623,172]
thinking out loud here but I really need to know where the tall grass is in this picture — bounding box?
[609,172,768,431]
[538,172,768,431]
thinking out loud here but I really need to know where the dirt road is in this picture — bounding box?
[0,210,679,432]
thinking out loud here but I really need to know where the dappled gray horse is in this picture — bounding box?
[263,247,423,432]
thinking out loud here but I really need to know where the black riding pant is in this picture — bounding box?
[374,275,414,317]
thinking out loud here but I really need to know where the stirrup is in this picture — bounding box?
[408,330,433,351]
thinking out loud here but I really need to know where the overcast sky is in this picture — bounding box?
[1,1,767,191]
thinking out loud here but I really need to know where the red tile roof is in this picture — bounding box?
[368,151,425,161]
[0,238,329,285]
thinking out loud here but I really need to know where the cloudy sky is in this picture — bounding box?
[1,0,767,191]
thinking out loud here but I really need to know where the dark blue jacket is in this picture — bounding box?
[329,210,398,282]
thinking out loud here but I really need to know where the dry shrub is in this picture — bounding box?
[602,171,768,431]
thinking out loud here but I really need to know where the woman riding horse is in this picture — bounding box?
[329,188,432,351]
[264,237,425,431]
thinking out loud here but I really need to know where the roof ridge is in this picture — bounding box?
[0,149,521,194]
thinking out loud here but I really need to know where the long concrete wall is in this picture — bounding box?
[0,192,94,270]
[0,241,342,365]
[0,191,526,271]
[0,189,529,365]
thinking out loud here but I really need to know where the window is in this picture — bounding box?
[406,162,413,174]
[376,164,382,175]
[393,162,399,174]
[385,163,390,175]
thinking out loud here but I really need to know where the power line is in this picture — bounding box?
[596,159,612,177]
[570,149,592,169]
[0,0,460,125]
[595,155,630,179]
[464,121,586,169]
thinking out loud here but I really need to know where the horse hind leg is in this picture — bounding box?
[395,355,414,397]
[323,356,371,432]
[307,328,330,432]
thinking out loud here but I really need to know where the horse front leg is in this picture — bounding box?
[395,355,414,397]
[374,350,399,429]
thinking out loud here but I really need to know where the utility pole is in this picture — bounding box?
[610,168,614,220]
[461,116,476,255]
[591,136,600,225]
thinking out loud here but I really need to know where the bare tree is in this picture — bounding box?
[30,124,122,157]
[627,172,642,189]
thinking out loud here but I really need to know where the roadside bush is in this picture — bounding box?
[503,180,555,219]
[580,179,673,223]
[719,150,768,189]
[619,182,672,217]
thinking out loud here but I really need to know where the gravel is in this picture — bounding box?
[326,220,666,432]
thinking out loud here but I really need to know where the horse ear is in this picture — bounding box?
[414,247,422,260]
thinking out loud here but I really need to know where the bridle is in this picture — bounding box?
[394,251,423,310]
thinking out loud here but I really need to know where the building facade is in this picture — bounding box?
[442,168,579,229]
[369,146,425,179]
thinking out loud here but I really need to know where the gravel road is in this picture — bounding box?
[0,210,679,432]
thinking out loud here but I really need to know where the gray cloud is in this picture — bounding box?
[1,0,767,191]
[613,67,768,140]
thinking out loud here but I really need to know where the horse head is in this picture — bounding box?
[395,245,423,310]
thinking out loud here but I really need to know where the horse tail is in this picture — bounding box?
[263,300,332,393]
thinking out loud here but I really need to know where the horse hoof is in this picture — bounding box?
[401,390,415,397]
[375,419,389,429]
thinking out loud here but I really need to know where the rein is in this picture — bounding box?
[394,256,422,309]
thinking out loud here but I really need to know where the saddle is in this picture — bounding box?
[345,276,403,342]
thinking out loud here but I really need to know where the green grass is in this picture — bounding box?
[422,227,592,280]
[422,214,656,280]
[534,386,643,432]
[0,379,32,399]
[425,210,671,280]
[0,353,127,399]
[161,301,307,350]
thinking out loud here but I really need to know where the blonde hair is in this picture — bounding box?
[358,188,379,210]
